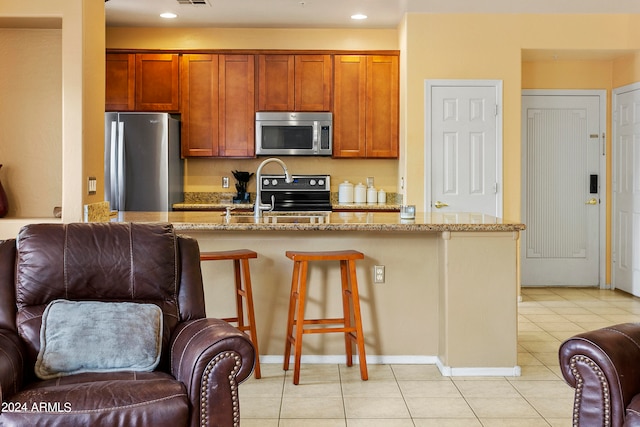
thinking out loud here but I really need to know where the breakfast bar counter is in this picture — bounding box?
[111,210,525,233]
[110,210,524,377]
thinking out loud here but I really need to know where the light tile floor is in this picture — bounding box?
[239,287,640,426]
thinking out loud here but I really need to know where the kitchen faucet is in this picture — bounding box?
[254,158,293,217]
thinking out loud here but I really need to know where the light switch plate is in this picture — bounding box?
[88,177,97,195]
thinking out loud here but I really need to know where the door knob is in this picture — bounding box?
[585,198,598,205]
[434,201,449,209]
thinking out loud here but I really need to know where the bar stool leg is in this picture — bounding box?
[347,259,368,381]
[340,259,354,367]
[233,260,245,331]
[239,258,261,379]
[283,260,301,372]
[201,250,261,379]
[292,260,309,385]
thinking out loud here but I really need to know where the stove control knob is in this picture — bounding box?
[263,178,270,186]
[310,179,317,186]
[271,179,278,186]
[318,179,325,186]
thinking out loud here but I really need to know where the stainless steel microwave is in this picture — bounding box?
[255,112,332,156]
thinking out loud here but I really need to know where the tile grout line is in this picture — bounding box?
[388,364,418,426]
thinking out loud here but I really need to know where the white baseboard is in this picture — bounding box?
[258,354,521,377]
[260,355,438,364]
[436,358,521,377]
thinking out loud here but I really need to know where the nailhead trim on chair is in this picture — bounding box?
[570,355,611,427]
[200,351,242,427]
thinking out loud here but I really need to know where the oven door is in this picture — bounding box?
[261,191,332,212]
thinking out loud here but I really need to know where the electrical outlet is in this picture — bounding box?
[374,265,385,283]
[222,176,230,188]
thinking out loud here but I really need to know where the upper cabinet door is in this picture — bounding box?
[105,53,135,111]
[295,55,332,111]
[257,54,332,112]
[180,54,219,157]
[333,54,399,158]
[333,55,367,157]
[219,54,256,158]
[135,53,180,112]
[258,55,295,111]
[366,55,399,158]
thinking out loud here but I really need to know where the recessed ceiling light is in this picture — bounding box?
[351,14,368,20]
[160,12,178,19]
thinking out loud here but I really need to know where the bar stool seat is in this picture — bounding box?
[284,249,368,385]
[200,249,261,379]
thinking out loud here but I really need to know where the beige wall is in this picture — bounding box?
[0,29,62,218]
[0,0,105,239]
[106,27,398,51]
[613,51,640,87]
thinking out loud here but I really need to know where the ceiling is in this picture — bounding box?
[105,0,640,29]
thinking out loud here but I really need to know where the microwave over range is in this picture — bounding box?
[255,112,332,156]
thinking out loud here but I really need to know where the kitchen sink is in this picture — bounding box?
[221,212,330,224]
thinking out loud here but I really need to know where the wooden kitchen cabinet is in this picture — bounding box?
[181,54,255,158]
[106,53,180,112]
[257,54,332,111]
[135,53,180,111]
[180,54,219,157]
[105,53,135,111]
[219,54,255,157]
[333,55,399,158]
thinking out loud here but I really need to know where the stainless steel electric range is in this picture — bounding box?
[259,174,331,212]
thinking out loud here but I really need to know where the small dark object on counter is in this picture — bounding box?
[232,170,254,204]
[233,192,251,204]
[232,170,254,183]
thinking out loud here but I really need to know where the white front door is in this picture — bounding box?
[521,91,604,286]
[426,81,502,216]
[613,84,640,296]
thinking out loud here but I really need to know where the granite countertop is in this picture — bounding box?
[109,211,525,232]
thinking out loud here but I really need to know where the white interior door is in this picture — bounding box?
[521,91,604,286]
[426,80,502,216]
[613,84,640,296]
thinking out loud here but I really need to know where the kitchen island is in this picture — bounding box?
[111,211,525,376]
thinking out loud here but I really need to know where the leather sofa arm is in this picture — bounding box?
[559,323,640,427]
[0,329,25,404]
[170,318,255,427]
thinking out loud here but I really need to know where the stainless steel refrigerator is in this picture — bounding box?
[104,112,183,211]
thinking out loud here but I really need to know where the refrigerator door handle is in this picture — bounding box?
[109,121,118,209]
[117,121,125,211]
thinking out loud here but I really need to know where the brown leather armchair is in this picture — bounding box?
[0,222,255,427]
[559,323,640,427]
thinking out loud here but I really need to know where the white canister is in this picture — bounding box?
[367,186,377,204]
[377,189,386,204]
[338,181,354,204]
[354,182,366,204]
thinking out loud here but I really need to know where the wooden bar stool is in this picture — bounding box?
[283,249,368,385]
[200,249,261,379]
